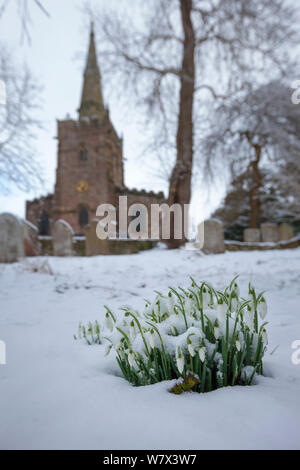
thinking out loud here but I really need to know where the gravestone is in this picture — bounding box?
[197,219,225,254]
[52,220,73,256]
[85,220,109,256]
[243,228,261,243]
[23,220,40,256]
[261,223,279,243]
[0,213,24,263]
[279,223,294,242]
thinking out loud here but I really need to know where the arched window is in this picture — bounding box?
[79,145,88,161]
[78,206,89,227]
[38,211,50,236]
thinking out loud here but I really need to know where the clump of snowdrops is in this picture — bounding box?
[74,321,101,345]
[82,276,268,393]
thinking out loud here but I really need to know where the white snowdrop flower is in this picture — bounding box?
[246,301,254,315]
[170,325,177,336]
[217,301,226,323]
[187,339,195,357]
[128,351,135,367]
[233,282,240,297]
[202,288,210,308]
[213,319,220,340]
[115,342,125,358]
[177,356,184,374]
[176,347,184,374]
[214,326,220,340]
[104,344,112,357]
[105,313,114,332]
[117,348,125,360]
[236,340,241,352]
[258,297,267,320]
[199,346,206,363]
[149,329,156,350]
[244,305,254,331]
[231,295,238,313]
[167,292,174,314]
[262,329,268,346]
[129,321,136,341]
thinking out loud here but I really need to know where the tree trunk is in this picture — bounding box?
[166,0,195,249]
[249,145,262,228]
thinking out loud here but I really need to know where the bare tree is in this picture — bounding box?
[0,0,49,43]
[0,47,43,193]
[0,0,49,193]
[201,78,300,228]
[92,0,298,247]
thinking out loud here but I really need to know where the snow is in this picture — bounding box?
[0,247,300,450]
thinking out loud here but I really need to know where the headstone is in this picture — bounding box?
[0,213,24,263]
[279,223,294,242]
[52,220,73,256]
[23,220,40,256]
[261,223,279,243]
[243,228,261,243]
[85,221,109,256]
[197,219,225,254]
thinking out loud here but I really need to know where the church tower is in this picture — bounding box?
[53,24,124,234]
[26,23,165,243]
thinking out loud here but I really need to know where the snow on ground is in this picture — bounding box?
[0,247,299,450]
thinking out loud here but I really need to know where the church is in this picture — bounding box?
[26,25,164,237]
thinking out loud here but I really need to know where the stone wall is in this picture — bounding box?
[225,236,300,252]
[38,233,157,257]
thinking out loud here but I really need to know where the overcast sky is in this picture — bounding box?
[0,0,223,228]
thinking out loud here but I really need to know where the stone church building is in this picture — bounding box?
[26,25,164,237]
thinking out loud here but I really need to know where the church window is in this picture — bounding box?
[38,211,50,236]
[78,206,89,227]
[79,147,88,161]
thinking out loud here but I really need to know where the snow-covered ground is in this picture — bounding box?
[0,247,300,450]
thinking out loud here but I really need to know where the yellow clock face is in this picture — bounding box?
[76,180,89,193]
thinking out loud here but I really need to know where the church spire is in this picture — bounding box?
[78,23,105,121]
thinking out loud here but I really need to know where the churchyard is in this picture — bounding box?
[1,0,300,454]
[0,245,300,449]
